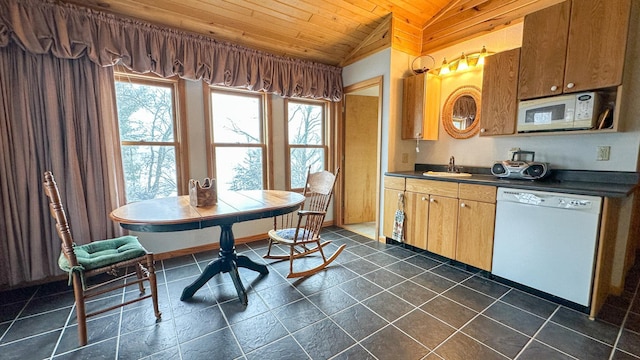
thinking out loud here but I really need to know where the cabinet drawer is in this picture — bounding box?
[384,176,405,190]
[459,184,496,203]
[406,179,458,197]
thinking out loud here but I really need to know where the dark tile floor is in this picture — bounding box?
[1,227,639,360]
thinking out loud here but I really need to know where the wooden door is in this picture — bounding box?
[563,0,630,94]
[518,1,571,100]
[480,48,520,136]
[456,200,496,271]
[402,73,440,140]
[404,192,429,250]
[383,188,403,239]
[427,195,458,259]
[344,95,378,224]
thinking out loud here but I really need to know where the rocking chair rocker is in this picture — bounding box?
[264,167,345,278]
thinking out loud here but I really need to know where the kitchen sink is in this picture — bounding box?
[422,171,472,177]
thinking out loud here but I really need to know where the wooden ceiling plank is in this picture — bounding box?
[423,0,562,43]
[424,0,523,35]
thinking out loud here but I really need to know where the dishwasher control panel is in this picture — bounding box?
[498,189,601,213]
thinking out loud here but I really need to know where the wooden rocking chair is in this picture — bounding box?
[43,171,161,346]
[264,167,345,278]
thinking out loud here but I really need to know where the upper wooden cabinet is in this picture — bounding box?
[402,73,441,140]
[480,48,520,136]
[518,0,631,100]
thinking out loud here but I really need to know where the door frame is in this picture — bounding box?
[335,76,383,241]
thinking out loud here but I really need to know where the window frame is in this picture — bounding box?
[204,86,270,191]
[113,71,189,201]
[284,98,330,191]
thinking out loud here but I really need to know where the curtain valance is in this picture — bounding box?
[0,0,343,101]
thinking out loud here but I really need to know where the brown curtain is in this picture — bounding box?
[0,43,125,287]
[0,0,343,101]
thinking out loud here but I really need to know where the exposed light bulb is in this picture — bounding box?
[477,46,487,66]
[457,52,469,71]
[439,58,450,75]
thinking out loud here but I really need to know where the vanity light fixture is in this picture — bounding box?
[439,58,450,75]
[435,46,489,76]
[477,46,487,66]
[457,52,469,71]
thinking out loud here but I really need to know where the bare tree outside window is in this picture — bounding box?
[287,101,326,189]
[210,90,265,192]
[115,78,179,202]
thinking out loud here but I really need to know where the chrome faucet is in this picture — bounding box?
[447,156,457,173]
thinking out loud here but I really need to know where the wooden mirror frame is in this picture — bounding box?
[442,86,481,139]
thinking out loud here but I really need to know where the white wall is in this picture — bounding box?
[416,23,640,172]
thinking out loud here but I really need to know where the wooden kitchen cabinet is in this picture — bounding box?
[404,191,429,250]
[402,73,441,140]
[456,184,497,271]
[480,48,520,136]
[427,195,459,258]
[382,176,405,239]
[519,0,631,100]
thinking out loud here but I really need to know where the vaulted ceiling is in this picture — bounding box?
[62,0,562,66]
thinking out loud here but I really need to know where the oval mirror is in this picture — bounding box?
[442,86,481,139]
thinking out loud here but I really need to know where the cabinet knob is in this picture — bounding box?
[421,197,427,201]
[460,203,466,208]
[416,132,421,137]
[429,198,435,203]
[566,83,575,89]
[550,85,558,92]
[480,128,486,133]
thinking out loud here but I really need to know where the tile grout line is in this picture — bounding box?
[609,273,640,360]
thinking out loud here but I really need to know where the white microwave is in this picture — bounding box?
[517,92,600,132]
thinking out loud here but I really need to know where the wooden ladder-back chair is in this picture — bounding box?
[43,171,161,346]
[264,167,346,278]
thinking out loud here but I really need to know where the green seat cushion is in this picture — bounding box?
[58,235,147,272]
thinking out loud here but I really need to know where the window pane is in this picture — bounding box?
[288,102,323,145]
[115,82,174,142]
[290,148,324,188]
[215,147,264,191]
[211,93,261,144]
[121,145,177,202]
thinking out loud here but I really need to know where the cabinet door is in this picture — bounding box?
[518,1,571,100]
[563,0,630,93]
[404,192,429,250]
[383,189,404,239]
[402,73,440,140]
[456,200,496,271]
[480,48,520,136]
[427,195,458,259]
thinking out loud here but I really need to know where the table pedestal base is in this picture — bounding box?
[180,223,268,305]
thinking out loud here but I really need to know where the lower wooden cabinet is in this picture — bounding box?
[426,195,458,258]
[383,177,497,271]
[455,183,497,271]
[404,191,429,250]
[383,176,405,239]
[456,199,496,271]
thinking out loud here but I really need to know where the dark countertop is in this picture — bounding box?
[386,166,639,198]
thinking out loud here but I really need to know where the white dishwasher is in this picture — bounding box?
[492,188,602,307]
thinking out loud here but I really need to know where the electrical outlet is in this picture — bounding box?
[597,146,610,161]
[401,153,409,163]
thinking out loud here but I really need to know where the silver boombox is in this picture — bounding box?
[491,151,549,180]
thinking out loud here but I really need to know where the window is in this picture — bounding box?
[114,74,184,203]
[208,88,266,192]
[286,99,328,190]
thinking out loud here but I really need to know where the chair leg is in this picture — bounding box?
[146,254,162,320]
[71,273,88,346]
[289,244,295,276]
[135,264,145,294]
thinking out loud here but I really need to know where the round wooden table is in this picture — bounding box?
[110,190,306,305]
